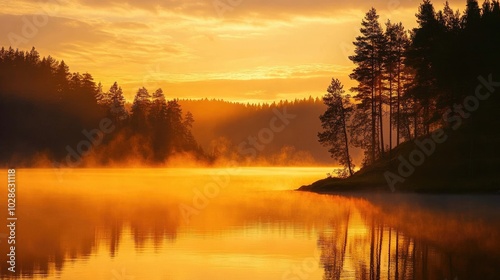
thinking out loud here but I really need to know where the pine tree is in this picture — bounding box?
[436,1,463,108]
[95,82,105,105]
[439,1,462,32]
[463,0,482,28]
[182,111,197,150]
[150,88,168,123]
[55,60,70,98]
[149,88,169,161]
[166,99,184,152]
[131,87,151,133]
[318,78,355,176]
[385,21,410,147]
[183,111,194,129]
[349,7,385,164]
[406,0,440,136]
[107,82,128,123]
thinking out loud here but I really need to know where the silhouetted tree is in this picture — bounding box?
[349,8,385,164]
[149,88,169,161]
[182,111,197,150]
[166,99,184,153]
[338,0,500,171]
[0,47,205,166]
[406,0,442,135]
[0,47,106,162]
[106,82,128,123]
[318,78,354,176]
[438,1,461,32]
[131,87,151,133]
[463,0,482,28]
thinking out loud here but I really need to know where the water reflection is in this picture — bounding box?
[0,169,499,279]
[318,194,500,280]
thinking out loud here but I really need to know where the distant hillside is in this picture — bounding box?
[178,98,363,165]
[0,47,362,167]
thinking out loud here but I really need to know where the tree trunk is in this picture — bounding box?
[396,62,401,146]
[413,103,418,139]
[378,77,385,157]
[389,71,393,154]
[371,53,377,164]
[340,98,353,176]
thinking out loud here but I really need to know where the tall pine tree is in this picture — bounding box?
[349,8,385,164]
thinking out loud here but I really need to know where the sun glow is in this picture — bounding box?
[0,0,457,102]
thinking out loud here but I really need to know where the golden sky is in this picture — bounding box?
[0,0,464,103]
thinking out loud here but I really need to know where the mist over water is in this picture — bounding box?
[1,168,500,280]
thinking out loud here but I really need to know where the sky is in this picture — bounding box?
[0,0,465,103]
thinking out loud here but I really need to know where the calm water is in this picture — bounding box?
[1,168,500,280]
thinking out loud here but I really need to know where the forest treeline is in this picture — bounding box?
[179,97,344,165]
[319,0,500,175]
[0,47,202,166]
[0,47,338,166]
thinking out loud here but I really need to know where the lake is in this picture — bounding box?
[1,168,500,279]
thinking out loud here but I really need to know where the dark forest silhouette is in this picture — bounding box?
[0,54,339,166]
[318,0,500,176]
[0,47,203,166]
[2,0,500,170]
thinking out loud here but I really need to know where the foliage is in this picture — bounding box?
[318,78,355,176]
[320,0,500,173]
[0,47,203,165]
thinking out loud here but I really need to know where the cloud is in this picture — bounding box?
[72,0,466,20]
[0,14,111,48]
[0,0,468,103]
[0,12,193,81]
[107,21,150,30]
[76,0,212,14]
[118,64,356,103]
